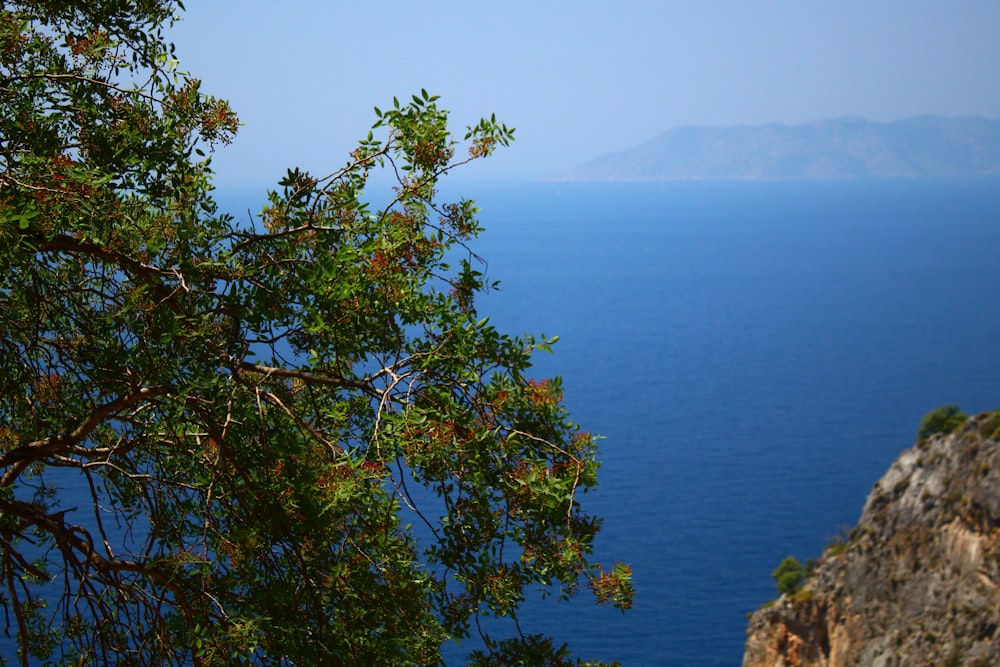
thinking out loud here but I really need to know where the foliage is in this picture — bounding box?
[0,1,631,665]
[916,405,968,442]
[771,556,808,596]
[977,410,1000,440]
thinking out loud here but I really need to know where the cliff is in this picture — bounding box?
[741,412,1000,667]
[564,116,1000,181]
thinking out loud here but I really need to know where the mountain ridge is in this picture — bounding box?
[563,116,1000,181]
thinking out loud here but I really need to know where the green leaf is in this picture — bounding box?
[0,4,619,662]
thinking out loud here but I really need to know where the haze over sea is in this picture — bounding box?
[221,177,1000,666]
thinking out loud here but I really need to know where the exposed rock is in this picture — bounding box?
[742,412,1000,667]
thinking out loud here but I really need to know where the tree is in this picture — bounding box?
[916,405,967,443]
[0,2,632,665]
[771,556,807,596]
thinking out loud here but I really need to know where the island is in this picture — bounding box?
[563,116,1000,181]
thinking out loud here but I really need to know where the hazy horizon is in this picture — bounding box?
[171,1,1000,186]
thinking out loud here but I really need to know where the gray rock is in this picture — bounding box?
[742,412,1000,667]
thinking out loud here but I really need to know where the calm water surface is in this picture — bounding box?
[448,178,1000,666]
[11,178,994,665]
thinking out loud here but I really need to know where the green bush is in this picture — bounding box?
[978,410,1000,440]
[771,556,808,596]
[916,405,967,442]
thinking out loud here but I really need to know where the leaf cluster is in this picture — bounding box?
[771,556,811,597]
[0,3,629,665]
[916,405,968,443]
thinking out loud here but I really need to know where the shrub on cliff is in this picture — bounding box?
[916,405,968,442]
[978,410,1000,440]
[772,556,809,596]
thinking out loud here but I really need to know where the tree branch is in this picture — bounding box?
[0,495,208,629]
[0,386,167,486]
[229,356,383,398]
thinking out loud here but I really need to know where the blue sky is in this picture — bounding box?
[171,1,1000,186]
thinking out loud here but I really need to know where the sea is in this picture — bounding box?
[9,177,998,665]
[421,177,1000,666]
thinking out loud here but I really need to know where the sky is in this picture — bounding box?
[170,1,1000,186]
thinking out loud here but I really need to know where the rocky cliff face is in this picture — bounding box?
[742,412,1000,667]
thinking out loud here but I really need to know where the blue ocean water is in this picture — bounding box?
[7,178,995,665]
[441,178,1000,666]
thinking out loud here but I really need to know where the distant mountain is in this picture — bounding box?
[563,116,1000,180]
